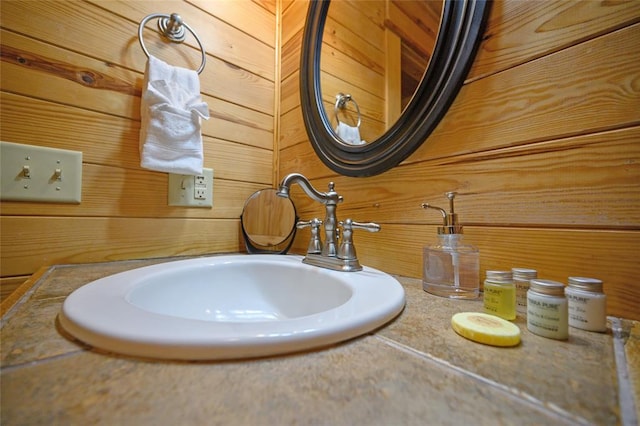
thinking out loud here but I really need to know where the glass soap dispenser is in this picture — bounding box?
[421,192,480,299]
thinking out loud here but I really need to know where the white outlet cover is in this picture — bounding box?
[168,168,213,208]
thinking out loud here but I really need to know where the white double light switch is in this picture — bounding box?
[1,141,82,203]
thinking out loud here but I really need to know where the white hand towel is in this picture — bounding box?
[335,122,366,145]
[139,55,210,175]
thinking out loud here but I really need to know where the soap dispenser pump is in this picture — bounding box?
[421,192,479,299]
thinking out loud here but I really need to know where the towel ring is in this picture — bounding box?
[138,13,207,74]
[334,93,361,128]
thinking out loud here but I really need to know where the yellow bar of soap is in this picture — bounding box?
[451,312,521,347]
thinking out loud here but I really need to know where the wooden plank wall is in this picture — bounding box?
[280,1,640,320]
[0,0,278,298]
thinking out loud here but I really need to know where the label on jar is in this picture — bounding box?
[526,295,568,340]
[515,279,529,315]
[483,284,516,320]
[566,290,607,332]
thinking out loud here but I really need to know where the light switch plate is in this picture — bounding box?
[168,168,213,208]
[1,141,82,203]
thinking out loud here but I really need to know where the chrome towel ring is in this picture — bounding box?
[138,13,206,74]
[334,93,361,128]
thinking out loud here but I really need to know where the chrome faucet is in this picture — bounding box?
[277,173,342,257]
[277,173,380,272]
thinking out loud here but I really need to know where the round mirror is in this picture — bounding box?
[241,189,297,254]
[300,0,491,176]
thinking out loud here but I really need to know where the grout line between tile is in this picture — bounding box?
[611,317,639,426]
[374,334,591,426]
[1,266,57,327]
[1,348,87,373]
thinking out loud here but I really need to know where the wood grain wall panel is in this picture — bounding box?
[0,40,140,120]
[279,141,338,180]
[4,0,254,76]
[1,92,272,160]
[0,30,273,146]
[279,1,640,320]
[290,127,640,228]
[1,1,190,81]
[389,22,640,167]
[201,137,272,183]
[281,22,640,174]
[279,106,307,151]
[280,0,294,16]
[0,92,140,170]
[1,217,240,277]
[188,0,277,47]
[281,31,302,81]
[252,0,277,16]
[89,0,275,81]
[281,0,307,46]
[469,0,640,80]
[0,0,276,288]
[0,96,272,185]
[280,71,300,117]
[1,164,267,219]
[1,1,274,115]
[202,97,274,149]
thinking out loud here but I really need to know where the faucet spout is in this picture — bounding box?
[277,173,342,205]
[277,173,343,257]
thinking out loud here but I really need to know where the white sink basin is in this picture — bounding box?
[59,254,405,360]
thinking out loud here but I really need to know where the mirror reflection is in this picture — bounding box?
[320,0,443,145]
[241,189,297,254]
[301,0,490,176]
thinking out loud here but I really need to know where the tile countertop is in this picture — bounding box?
[1,256,638,425]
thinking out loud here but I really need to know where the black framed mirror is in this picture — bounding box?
[300,0,491,177]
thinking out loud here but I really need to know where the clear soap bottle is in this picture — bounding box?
[421,192,480,299]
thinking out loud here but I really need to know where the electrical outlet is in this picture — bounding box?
[168,168,213,207]
[194,175,207,200]
[0,141,82,203]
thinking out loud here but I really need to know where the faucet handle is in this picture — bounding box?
[350,221,381,233]
[297,218,323,254]
[337,219,380,260]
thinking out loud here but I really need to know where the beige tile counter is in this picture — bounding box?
[1,256,638,425]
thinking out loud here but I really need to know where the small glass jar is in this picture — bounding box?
[483,270,516,320]
[527,279,568,340]
[565,277,607,332]
[513,268,537,316]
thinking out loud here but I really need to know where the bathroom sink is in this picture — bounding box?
[59,254,405,360]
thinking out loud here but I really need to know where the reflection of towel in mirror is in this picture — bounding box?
[139,55,210,175]
[335,122,366,145]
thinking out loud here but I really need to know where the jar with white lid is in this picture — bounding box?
[513,268,537,316]
[565,277,607,332]
[526,279,568,340]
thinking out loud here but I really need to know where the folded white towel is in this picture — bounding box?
[139,55,209,175]
[335,122,366,145]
